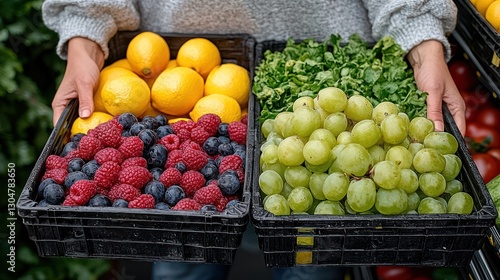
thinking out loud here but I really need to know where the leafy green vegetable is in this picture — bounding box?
[252,34,427,122]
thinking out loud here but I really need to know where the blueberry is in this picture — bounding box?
[82,160,100,179]
[155,202,171,210]
[121,130,131,137]
[218,142,234,156]
[217,123,229,137]
[201,204,217,212]
[38,178,57,198]
[138,129,158,149]
[43,183,66,205]
[207,158,217,166]
[224,200,240,213]
[37,199,50,207]
[233,147,246,163]
[88,194,112,207]
[60,141,78,157]
[218,171,240,195]
[130,122,146,136]
[203,137,220,156]
[156,125,174,138]
[141,115,160,130]
[112,199,129,208]
[71,133,86,142]
[64,171,89,189]
[215,156,224,167]
[144,180,166,203]
[118,112,138,130]
[174,162,187,173]
[164,185,185,206]
[155,115,168,126]
[146,144,168,168]
[217,136,231,144]
[149,167,164,181]
[68,158,85,172]
[200,163,219,181]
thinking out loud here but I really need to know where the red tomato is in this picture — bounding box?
[448,58,479,91]
[471,153,500,183]
[376,266,413,280]
[465,122,500,149]
[460,90,491,121]
[474,106,500,128]
[488,148,500,162]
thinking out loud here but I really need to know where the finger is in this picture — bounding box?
[425,93,444,132]
[52,88,74,127]
[76,81,95,119]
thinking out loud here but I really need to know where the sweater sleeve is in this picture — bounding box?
[362,0,457,61]
[42,0,141,59]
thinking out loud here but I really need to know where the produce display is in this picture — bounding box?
[469,0,500,32]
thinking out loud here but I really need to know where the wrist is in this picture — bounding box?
[67,37,105,69]
[407,40,445,69]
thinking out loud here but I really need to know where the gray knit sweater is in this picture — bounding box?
[42,0,457,61]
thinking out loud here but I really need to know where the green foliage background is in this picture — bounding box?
[0,1,109,279]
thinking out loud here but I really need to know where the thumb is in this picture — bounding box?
[76,82,95,119]
[425,93,444,132]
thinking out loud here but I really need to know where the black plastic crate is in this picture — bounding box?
[17,32,257,264]
[250,40,498,268]
[454,0,500,99]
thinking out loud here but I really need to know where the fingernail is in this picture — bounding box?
[81,109,91,118]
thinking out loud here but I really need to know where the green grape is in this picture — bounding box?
[280,182,294,199]
[444,179,463,196]
[287,187,314,213]
[346,178,377,212]
[370,160,401,190]
[398,112,410,128]
[303,139,331,165]
[284,166,312,188]
[278,136,305,167]
[264,194,290,215]
[375,188,408,215]
[344,95,373,122]
[307,199,321,215]
[351,119,381,148]
[309,172,328,200]
[344,199,358,214]
[399,168,419,193]
[418,172,446,197]
[323,112,348,137]
[291,106,322,137]
[265,132,283,145]
[336,131,353,145]
[317,87,348,113]
[305,152,334,173]
[380,114,408,145]
[367,145,386,165]
[441,154,462,181]
[423,131,459,155]
[309,128,337,149]
[261,161,286,178]
[417,197,446,214]
[372,101,399,125]
[293,96,315,111]
[447,192,474,214]
[405,210,418,215]
[384,137,410,150]
[436,196,447,209]
[322,172,349,201]
[261,143,279,164]
[408,142,424,159]
[385,145,413,169]
[337,143,373,177]
[259,170,284,195]
[413,148,446,173]
[408,116,435,143]
[406,192,420,211]
[328,144,346,173]
[261,119,275,139]
[313,200,345,215]
[273,112,293,138]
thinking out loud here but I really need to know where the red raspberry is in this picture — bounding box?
[94,120,123,148]
[93,161,121,189]
[193,185,223,205]
[196,113,221,136]
[158,167,182,187]
[69,180,97,205]
[45,155,68,170]
[179,140,202,151]
[190,126,211,146]
[42,168,68,185]
[96,186,109,196]
[160,134,180,151]
[118,166,152,189]
[64,148,81,160]
[108,183,141,202]
[180,170,206,197]
[165,149,183,168]
[228,121,247,145]
[235,167,245,183]
[172,198,202,211]
[62,196,79,206]
[176,128,191,143]
[129,194,156,209]
[171,120,197,133]
[226,195,240,202]
[94,147,124,165]
[218,155,243,174]
[240,114,248,125]
[182,148,208,171]
[118,136,144,159]
[215,196,229,212]
[121,157,148,169]
[78,135,104,161]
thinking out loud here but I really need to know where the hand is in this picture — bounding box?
[407,40,466,136]
[52,37,104,126]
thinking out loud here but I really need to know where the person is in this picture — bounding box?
[41,1,466,279]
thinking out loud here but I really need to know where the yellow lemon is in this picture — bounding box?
[486,1,500,31]
[126,31,170,78]
[94,66,138,113]
[189,93,241,123]
[71,111,114,137]
[176,38,221,79]
[204,63,251,108]
[472,0,496,16]
[166,59,178,69]
[101,75,151,117]
[108,58,134,71]
[168,117,192,124]
[151,66,204,116]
